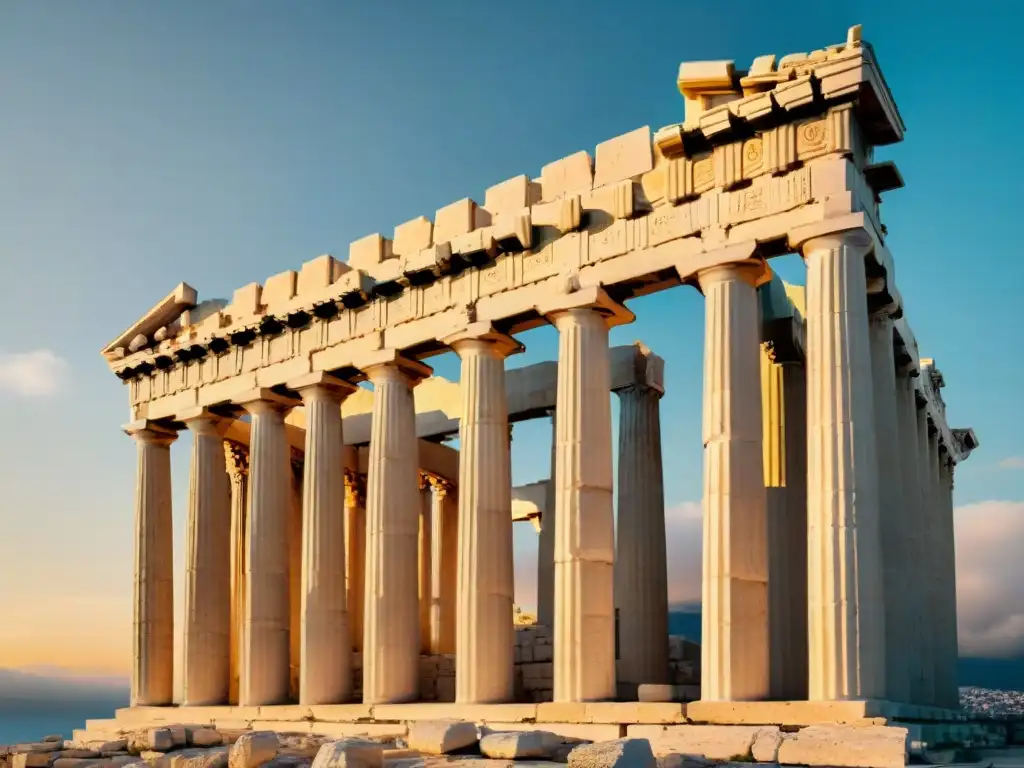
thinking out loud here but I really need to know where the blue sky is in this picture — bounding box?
[1,1,1022,673]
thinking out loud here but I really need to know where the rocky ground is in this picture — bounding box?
[0,723,696,768]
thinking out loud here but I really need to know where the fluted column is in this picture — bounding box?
[614,381,669,690]
[869,313,909,704]
[914,403,936,705]
[237,391,294,706]
[362,352,432,704]
[428,478,457,654]
[344,471,366,652]
[896,373,928,705]
[802,230,885,700]
[546,298,620,703]
[419,478,433,654]
[294,373,356,705]
[225,442,249,705]
[698,263,769,702]
[446,323,520,704]
[936,454,960,709]
[926,428,946,706]
[537,410,556,629]
[126,421,177,707]
[761,347,808,701]
[181,409,232,705]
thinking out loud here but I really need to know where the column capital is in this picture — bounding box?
[696,259,772,293]
[343,470,366,508]
[537,285,634,329]
[442,322,523,359]
[357,349,433,387]
[287,371,358,402]
[790,217,875,258]
[611,341,664,397]
[177,406,232,436]
[123,419,178,445]
[223,440,249,478]
[233,388,298,414]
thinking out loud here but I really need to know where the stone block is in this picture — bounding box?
[305,725,402,741]
[637,685,676,703]
[94,742,128,755]
[540,152,593,201]
[189,731,223,749]
[393,217,433,258]
[751,728,783,762]
[230,283,263,319]
[484,723,622,743]
[567,738,656,767]
[594,127,654,187]
[146,731,174,753]
[228,733,279,768]
[310,739,383,768]
[433,200,478,245]
[40,740,62,746]
[406,721,478,755]
[11,753,50,768]
[484,175,540,216]
[348,234,392,270]
[532,644,552,662]
[306,706,373,723]
[776,725,908,768]
[51,760,98,768]
[297,255,336,297]
[625,725,765,761]
[478,731,561,760]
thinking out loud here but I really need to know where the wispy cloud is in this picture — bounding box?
[998,457,1024,470]
[0,349,69,397]
[955,500,1024,657]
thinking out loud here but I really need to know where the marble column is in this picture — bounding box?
[237,391,294,706]
[181,409,232,706]
[761,347,808,701]
[126,421,177,707]
[614,381,669,690]
[698,263,769,702]
[927,428,946,707]
[445,323,519,704]
[936,454,960,709]
[362,353,431,704]
[914,403,937,706]
[419,479,433,654]
[344,471,366,653]
[288,458,303,701]
[225,442,249,705]
[550,305,616,702]
[537,410,556,629]
[429,478,457,654]
[868,313,909,704]
[896,373,928,705]
[295,373,355,705]
[802,231,885,701]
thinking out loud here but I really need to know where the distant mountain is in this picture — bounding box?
[666,609,1024,693]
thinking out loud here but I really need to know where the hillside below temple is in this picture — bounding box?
[92,24,983,767]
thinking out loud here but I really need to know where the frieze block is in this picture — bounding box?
[720,165,812,226]
[648,202,701,247]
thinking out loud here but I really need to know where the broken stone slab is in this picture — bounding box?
[406,722,478,756]
[751,727,783,762]
[478,731,562,760]
[626,725,768,761]
[12,745,65,755]
[228,734,280,768]
[93,743,128,756]
[776,725,908,768]
[310,738,383,768]
[567,738,656,767]
[41,741,63,746]
[188,734,221,750]
[11,754,52,768]
[144,732,175,753]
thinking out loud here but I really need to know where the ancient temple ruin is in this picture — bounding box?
[93,24,981,764]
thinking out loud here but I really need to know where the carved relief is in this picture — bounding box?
[721,165,812,225]
[742,138,764,179]
[796,118,829,160]
[588,220,628,263]
[522,245,559,283]
[477,258,512,298]
[692,156,715,193]
[648,203,698,246]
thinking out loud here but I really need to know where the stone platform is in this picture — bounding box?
[64,700,993,768]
